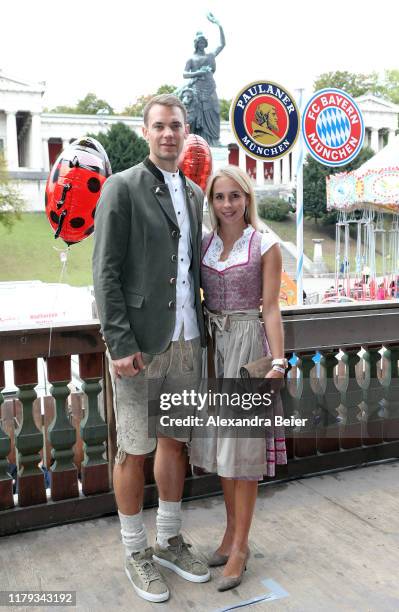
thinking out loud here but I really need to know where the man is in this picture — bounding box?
[93,94,208,603]
[251,102,280,145]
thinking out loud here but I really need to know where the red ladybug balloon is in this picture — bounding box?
[45,137,112,245]
[178,134,212,191]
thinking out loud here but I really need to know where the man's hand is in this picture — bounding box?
[112,353,145,378]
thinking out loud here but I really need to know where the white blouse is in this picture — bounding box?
[203,225,279,272]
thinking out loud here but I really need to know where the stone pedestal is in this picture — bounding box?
[210,146,229,171]
[311,239,328,275]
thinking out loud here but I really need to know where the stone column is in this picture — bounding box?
[238,146,246,171]
[29,112,42,169]
[256,160,264,186]
[5,111,19,169]
[282,155,290,184]
[370,128,379,153]
[42,139,50,172]
[273,159,281,184]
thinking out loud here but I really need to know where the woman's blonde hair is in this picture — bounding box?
[206,165,260,230]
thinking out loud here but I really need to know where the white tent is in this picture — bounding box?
[327,136,399,212]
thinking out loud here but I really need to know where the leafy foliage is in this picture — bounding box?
[0,155,25,230]
[49,92,114,115]
[303,147,375,224]
[89,123,149,173]
[258,197,292,222]
[314,71,379,98]
[314,70,399,105]
[219,98,231,121]
[123,84,177,116]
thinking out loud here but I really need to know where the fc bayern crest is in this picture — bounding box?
[230,80,300,161]
[302,88,365,167]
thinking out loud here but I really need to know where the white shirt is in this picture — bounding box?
[159,167,200,341]
[202,225,279,272]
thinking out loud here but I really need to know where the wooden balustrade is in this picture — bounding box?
[1,304,399,535]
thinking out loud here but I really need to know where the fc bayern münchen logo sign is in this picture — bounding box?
[302,88,365,167]
[230,81,300,161]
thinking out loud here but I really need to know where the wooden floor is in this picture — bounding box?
[1,461,399,612]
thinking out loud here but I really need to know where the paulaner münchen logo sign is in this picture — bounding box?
[230,81,300,161]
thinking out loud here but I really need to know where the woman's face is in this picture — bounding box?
[212,176,248,228]
[195,37,208,52]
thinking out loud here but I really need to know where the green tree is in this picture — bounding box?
[303,147,375,224]
[49,92,114,115]
[258,197,291,221]
[90,122,149,173]
[313,71,379,98]
[48,104,77,114]
[76,92,114,115]
[378,69,399,104]
[156,84,177,95]
[219,98,231,121]
[123,84,177,116]
[0,155,25,229]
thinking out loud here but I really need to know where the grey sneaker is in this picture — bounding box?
[153,535,210,583]
[125,547,169,602]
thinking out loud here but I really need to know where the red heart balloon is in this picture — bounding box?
[178,134,212,191]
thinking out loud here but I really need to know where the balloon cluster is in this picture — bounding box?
[45,137,112,245]
[178,134,212,191]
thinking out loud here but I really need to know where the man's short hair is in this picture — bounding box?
[143,94,187,126]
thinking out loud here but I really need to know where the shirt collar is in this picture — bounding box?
[143,156,186,186]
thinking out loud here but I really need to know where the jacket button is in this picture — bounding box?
[171,254,177,262]
[169,277,176,285]
[171,230,178,238]
[168,300,175,309]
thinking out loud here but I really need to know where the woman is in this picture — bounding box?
[182,13,225,146]
[190,165,287,591]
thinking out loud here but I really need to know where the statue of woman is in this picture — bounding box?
[183,13,226,147]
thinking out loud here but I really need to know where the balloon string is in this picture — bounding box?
[47,247,70,358]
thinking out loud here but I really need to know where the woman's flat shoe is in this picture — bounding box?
[208,551,229,567]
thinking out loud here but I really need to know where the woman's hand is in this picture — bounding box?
[265,369,285,379]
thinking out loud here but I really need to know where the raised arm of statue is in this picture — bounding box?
[207,12,225,56]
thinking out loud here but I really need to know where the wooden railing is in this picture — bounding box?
[1,303,399,536]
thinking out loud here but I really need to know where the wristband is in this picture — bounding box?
[271,358,288,369]
[272,365,285,374]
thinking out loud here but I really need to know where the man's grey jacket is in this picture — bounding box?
[92,157,206,360]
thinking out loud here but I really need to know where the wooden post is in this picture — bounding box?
[0,361,14,509]
[47,356,79,501]
[14,359,47,507]
[79,353,109,495]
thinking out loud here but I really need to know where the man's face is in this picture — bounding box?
[143,104,188,170]
[267,107,279,132]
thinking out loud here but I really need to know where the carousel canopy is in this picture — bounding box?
[327,135,399,212]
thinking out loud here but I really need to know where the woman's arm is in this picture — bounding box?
[261,244,285,377]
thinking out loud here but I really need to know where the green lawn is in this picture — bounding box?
[0,213,94,286]
[264,213,387,273]
[0,212,390,284]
